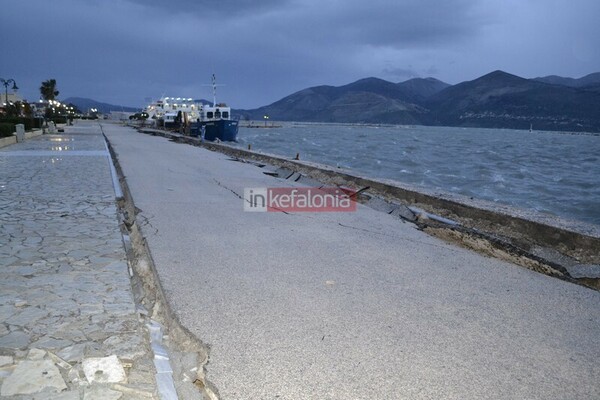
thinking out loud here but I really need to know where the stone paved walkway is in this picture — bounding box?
[0,124,158,399]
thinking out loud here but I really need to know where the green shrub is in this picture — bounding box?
[0,123,15,138]
[0,117,44,131]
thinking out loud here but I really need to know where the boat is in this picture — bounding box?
[142,75,238,142]
[143,97,203,128]
[190,75,239,142]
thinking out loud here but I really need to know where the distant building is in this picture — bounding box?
[109,111,134,121]
[30,100,49,117]
[0,92,23,115]
[0,92,22,105]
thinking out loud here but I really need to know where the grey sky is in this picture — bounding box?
[2,0,598,109]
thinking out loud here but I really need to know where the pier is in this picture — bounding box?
[103,121,599,399]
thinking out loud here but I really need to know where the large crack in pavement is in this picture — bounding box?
[104,133,220,400]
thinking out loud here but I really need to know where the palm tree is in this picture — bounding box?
[40,79,59,101]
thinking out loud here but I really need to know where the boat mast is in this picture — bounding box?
[203,74,224,107]
[212,74,217,107]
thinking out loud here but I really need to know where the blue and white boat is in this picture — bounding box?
[191,75,239,142]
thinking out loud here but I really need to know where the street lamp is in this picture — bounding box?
[1,78,18,113]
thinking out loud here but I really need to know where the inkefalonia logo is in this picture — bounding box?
[244,187,357,212]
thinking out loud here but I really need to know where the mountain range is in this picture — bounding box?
[238,71,600,132]
[533,72,600,88]
[63,97,139,114]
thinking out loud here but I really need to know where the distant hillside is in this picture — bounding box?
[533,72,600,88]
[239,76,445,124]
[396,77,451,103]
[426,70,600,131]
[63,97,139,114]
[238,71,600,132]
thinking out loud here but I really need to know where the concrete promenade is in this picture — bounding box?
[104,122,600,400]
[0,124,159,398]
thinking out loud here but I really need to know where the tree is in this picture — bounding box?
[40,79,59,101]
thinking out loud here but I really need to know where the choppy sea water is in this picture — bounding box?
[236,124,600,226]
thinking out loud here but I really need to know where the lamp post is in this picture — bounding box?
[1,78,18,115]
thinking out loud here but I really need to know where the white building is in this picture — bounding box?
[1,92,22,106]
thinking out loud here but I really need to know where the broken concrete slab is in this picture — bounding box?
[82,355,127,384]
[566,264,600,279]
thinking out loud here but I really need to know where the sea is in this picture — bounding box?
[236,123,600,227]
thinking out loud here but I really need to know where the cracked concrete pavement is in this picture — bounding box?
[103,122,600,400]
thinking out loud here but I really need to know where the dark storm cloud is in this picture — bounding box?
[2,0,599,109]
[311,0,485,49]
[125,0,292,16]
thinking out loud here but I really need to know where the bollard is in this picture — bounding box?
[15,124,25,143]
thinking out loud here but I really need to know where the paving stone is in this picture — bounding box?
[83,385,124,400]
[0,355,13,367]
[102,335,147,360]
[80,304,106,315]
[0,305,16,322]
[0,359,67,396]
[52,327,88,343]
[86,329,111,342]
[0,330,31,349]
[31,336,74,350]
[47,391,82,400]
[5,306,49,327]
[14,265,36,276]
[58,343,88,363]
[112,383,156,398]
[27,348,47,360]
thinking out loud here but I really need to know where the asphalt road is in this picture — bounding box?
[103,122,600,400]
